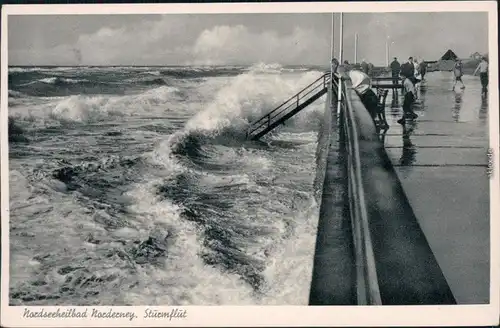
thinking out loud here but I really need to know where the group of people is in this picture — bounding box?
[390,56,428,85]
[390,55,489,125]
[331,53,489,128]
[389,57,426,124]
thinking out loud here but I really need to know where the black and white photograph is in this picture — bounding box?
[1,2,499,327]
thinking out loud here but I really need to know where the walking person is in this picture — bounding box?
[473,56,488,95]
[397,76,418,125]
[452,59,466,90]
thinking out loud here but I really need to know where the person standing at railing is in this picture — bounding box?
[368,62,374,77]
[419,60,427,81]
[390,57,401,85]
[343,60,352,72]
[331,58,339,74]
[397,76,418,125]
[473,56,488,95]
[361,59,369,74]
[330,58,340,105]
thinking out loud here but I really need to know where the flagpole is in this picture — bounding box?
[336,13,344,116]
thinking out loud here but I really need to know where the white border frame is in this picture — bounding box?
[1,2,499,327]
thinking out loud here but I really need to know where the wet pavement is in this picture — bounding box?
[380,72,490,304]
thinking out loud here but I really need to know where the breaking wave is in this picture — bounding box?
[9,63,324,305]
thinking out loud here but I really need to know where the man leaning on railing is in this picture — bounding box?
[348,70,379,124]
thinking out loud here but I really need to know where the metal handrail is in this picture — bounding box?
[339,78,382,305]
[247,73,330,136]
[248,73,329,133]
[250,81,327,134]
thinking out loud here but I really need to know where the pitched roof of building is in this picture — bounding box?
[441,49,458,60]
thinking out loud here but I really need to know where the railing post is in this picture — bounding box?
[267,114,270,127]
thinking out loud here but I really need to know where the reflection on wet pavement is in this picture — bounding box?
[399,122,416,166]
[453,91,463,122]
[377,71,490,304]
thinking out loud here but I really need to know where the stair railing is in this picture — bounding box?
[246,72,330,138]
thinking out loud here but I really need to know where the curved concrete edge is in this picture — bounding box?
[310,87,356,305]
[347,88,456,305]
[313,90,333,203]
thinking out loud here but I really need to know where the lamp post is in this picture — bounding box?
[354,33,358,64]
[385,36,389,66]
[329,13,334,104]
[336,12,344,116]
[386,36,395,66]
[330,13,334,63]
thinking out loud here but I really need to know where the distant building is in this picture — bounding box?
[470,52,482,60]
[440,49,458,61]
[438,49,458,71]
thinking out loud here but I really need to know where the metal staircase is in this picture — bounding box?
[246,72,331,140]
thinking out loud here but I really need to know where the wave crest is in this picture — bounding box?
[48,86,180,123]
[184,67,324,135]
[245,62,284,74]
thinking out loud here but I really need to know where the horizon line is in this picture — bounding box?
[7,64,329,68]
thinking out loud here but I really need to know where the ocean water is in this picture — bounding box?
[8,63,328,305]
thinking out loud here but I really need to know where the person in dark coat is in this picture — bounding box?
[367,62,374,76]
[419,60,427,80]
[400,57,415,79]
[360,59,369,74]
[390,57,401,84]
[343,60,351,72]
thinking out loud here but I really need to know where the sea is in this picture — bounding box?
[7,63,329,305]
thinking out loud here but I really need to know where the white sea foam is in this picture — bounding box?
[9,67,44,73]
[9,64,324,306]
[184,65,324,134]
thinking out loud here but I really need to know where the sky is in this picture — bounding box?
[8,12,489,66]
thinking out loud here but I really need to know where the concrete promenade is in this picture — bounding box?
[382,71,490,304]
